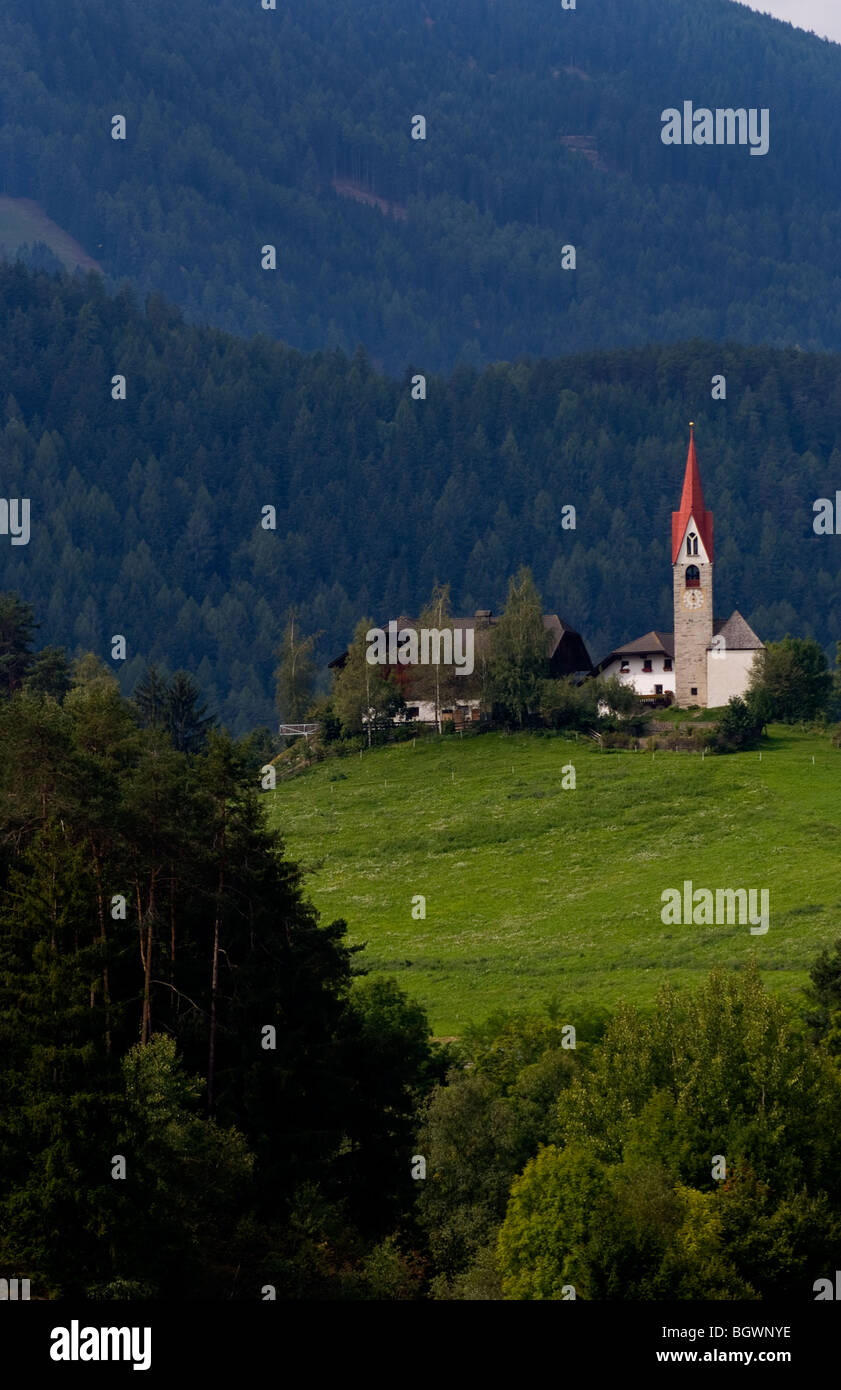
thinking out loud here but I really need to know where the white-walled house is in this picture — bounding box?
[597,631,675,703]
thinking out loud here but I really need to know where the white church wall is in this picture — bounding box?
[706,648,762,707]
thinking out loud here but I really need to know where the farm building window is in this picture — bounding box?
[620,660,630,673]
[663,659,672,671]
[655,684,663,695]
[642,659,652,672]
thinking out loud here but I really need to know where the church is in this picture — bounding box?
[596,426,763,707]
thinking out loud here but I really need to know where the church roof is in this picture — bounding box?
[672,425,714,564]
[711,610,764,650]
[594,630,674,671]
[595,611,763,673]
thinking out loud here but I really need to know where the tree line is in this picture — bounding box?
[0,593,443,1297]
[2,265,841,736]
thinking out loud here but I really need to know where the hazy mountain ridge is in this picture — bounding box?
[1,0,841,368]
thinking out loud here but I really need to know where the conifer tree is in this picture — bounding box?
[165,670,214,753]
[0,691,76,849]
[0,824,122,1295]
[0,592,37,698]
[22,646,69,700]
[132,663,170,729]
[121,732,191,1045]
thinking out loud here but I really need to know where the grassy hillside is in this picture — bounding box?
[269,728,841,1034]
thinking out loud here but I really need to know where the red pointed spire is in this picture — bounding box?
[671,423,713,563]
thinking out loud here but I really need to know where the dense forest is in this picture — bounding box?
[0,640,444,1298]
[0,264,839,733]
[2,0,841,370]
[2,638,841,1299]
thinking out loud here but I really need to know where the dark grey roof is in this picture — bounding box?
[594,630,674,673]
[711,610,764,650]
[611,630,674,658]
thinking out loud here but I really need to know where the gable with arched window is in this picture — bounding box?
[686,530,699,556]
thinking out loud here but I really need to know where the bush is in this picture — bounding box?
[709,696,763,752]
[538,677,598,730]
[601,730,636,750]
[747,637,832,723]
[318,701,344,743]
[596,675,642,720]
[391,720,422,743]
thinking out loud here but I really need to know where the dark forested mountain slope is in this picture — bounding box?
[1,266,839,732]
[1,0,841,369]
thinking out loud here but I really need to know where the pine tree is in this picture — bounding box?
[132,664,170,729]
[165,670,214,753]
[0,691,76,852]
[0,823,123,1295]
[121,733,191,1046]
[24,646,72,701]
[0,592,38,698]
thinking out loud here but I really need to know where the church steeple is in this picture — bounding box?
[671,423,714,563]
[672,425,714,707]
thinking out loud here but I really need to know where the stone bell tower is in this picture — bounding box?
[672,424,714,706]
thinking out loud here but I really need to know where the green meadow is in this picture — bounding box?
[267,729,841,1035]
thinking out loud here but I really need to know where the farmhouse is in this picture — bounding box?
[330,610,592,726]
[596,427,763,707]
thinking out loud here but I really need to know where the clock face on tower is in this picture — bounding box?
[682,588,705,610]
